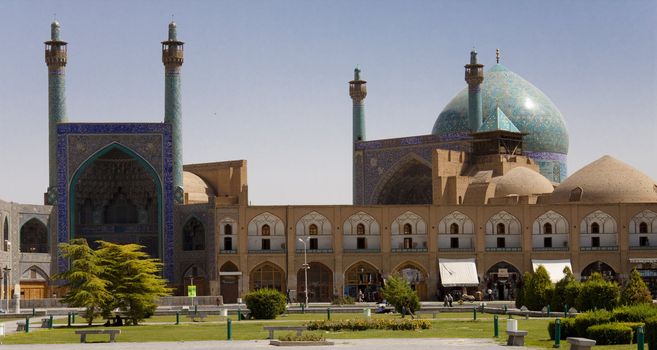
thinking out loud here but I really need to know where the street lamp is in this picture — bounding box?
[298,237,309,307]
[5,240,10,313]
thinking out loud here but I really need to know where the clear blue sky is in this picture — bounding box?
[1,0,656,205]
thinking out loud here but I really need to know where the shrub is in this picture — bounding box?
[243,288,286,319]
[574,309,613,337]
[586,323,633,345]
[331,295,355,305]
[547,318,577,340]
[515,272,530,308]
[306,319,431,331]
[523,266,554,311]
[278,333,325,341]
[644,316,657,350]
[612,304,657,323]
[551,266,579,312]
[381,275,420,314]
[575,273,620,312]
[620,269,653,306]
[618,322,645,343]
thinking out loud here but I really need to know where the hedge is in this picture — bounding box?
[306,319,432,331]
[586,323,632,345]
[645,316,657,350]
[612,304,657,323]
[548,318,577,340]
[574,310,613,337]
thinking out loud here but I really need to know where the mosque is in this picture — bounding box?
[0,22,655,303]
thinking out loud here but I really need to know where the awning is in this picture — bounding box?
[532,259,572,283]
[439,258,479,287]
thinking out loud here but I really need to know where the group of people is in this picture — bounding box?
[443,293,454,307]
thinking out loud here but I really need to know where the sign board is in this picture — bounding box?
[498,268,509,278]
[188,285,197,297]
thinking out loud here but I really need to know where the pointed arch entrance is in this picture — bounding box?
[219,261,240,303]
[20,266,49,300]
[581,261,616,281]
[393,262,428,300]
[374,156,432,204]
[182,265,208,296]
[297,262,333,302]
[485,261,521,301]
[344,262,383,302]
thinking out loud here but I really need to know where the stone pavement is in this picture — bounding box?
[0,338,529,350]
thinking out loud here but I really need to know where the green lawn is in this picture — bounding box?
[4,312,637,349]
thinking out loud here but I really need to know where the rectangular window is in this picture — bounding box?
[261,239,270,250]
[591,237,600,247]
[357,237,366,250]
[450,237,459,249]
[224,237,232,251]
[496,237,506,248]
[640,236,649,247]
[543,237,552,248]
[309,238,318,250]
[403,237,413,249]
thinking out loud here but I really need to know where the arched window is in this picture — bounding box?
[639,222,648,234]
[403,223,412,235]
[182,218,205,251]
[20,218,48,253]
[356,223,365,235]
[591,222,600,234]
[543,223,552,234]
[308,224,318,235]
[224,224,233,235]
[250,263,285,292]
[450,223,459,234]
[261,224,271,236]
[496,223,506,235]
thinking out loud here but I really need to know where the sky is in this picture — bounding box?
[1,0,656,205]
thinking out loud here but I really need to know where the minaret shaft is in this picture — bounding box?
[162,22,184,201]
[349,68,367,204]
[465,50,484,132]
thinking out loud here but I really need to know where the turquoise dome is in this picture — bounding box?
[432,64,569,182]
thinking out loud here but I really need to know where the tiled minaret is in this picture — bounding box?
[465,50,484,132]
[45,21,68,204]
[349,67,367,204]
[162,22,184,202]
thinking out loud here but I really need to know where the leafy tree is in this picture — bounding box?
[551,266,579,311]
[515,272,531,308]
[244,288,286,319]
[54,239,112,325]
[523,265,554,310]
[381,274,420,315]
[620,269,652,306]
[575,272,619,311]
[97,241,171,325]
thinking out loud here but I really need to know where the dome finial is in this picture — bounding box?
[496,48,500,64]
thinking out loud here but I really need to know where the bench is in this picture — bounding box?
[74,329,121,343]
[263,326,307,339]
[187,313,208,322]
[41,318,51,328]
[16,322,26,332]
[567,337,596,350]
[506,330,528,346]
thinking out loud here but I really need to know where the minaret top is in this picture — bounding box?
[349,67,367,102]
[45,21,67,68]
[354,67,361,80]
[496,48,500,64]
[168,21,177,41]
[51,21,60,41]
[470,49,478,64]
[162,22,184,69]
[465,49,484,87]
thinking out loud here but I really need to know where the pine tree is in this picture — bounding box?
[97,241,171,325]
[551,266,579,311]
[524,265,554,310]
[55,239,112,325]
[620,269,652,305]
[381,274,420,315]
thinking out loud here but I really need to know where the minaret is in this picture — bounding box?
[465,50,484,132]
[162,21,184,202]
[349,67,367,203]
[45,21,68,204]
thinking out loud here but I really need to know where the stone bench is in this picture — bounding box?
[506,330,528,346]
[186,312,208,322]
[263,326,307,339]
[74,329,121,343]
[16,322,26,332]
[567,337,596,350]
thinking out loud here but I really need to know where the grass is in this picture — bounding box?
[3,312,638,349]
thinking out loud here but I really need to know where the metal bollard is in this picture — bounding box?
[554,318,561,348]
[72,312,76,324]
[25,318,29,333]
[547,305,551,317]
[301,303,305,314]
[238,307,242,321]
[564,304,568,318]
[175,311,180,325]
[194,304,198,314]
[637,326,644,350]
[227,318,232,340]
[494,315,499,338]
[67,312,71,327]
[327,307,331,321]
[49,315,53,329]
[473,307,477,321]
[32,308,36,317]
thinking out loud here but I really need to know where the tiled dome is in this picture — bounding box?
[183,171,215,204]
[432,64,569,182]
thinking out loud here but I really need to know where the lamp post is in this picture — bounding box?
[298,238,309,307]
[5,240,11,313]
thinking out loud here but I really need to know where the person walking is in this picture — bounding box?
[447,293,453,307]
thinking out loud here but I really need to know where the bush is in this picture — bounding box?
[551,266,578,312]
[644,316,657,350]
[548,318,577,340]
[612,304,657,323]
[574,309,613,337]
[523,266,554,311]
[620,269,653,306]
[306,319,431,331]
[331,295,355,305]
[618,322,645,343]
[243,288,286,319]
[381,275,420,314]
[278,332,325,341]
[575,273,620,312]
[586,323,633,345]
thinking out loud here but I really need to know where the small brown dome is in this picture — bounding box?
[491,167,554,197]
[551,155,657,204]
[183,171,215,204]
